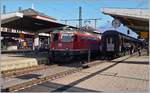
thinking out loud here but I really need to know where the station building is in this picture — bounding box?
[1,27,50,51]
[1,8,71,52]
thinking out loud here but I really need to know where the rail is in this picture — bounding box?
[2,60,105,92]
[1,65,49,78]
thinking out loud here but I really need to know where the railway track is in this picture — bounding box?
[2,60,106,92]
[1,61,82,78]
[1,65,50,78]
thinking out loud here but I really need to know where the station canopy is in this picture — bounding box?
[1,8,76,33]
[101,8,149,38]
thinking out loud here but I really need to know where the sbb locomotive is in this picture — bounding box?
[49,29,101,62]
[101,30,141,59]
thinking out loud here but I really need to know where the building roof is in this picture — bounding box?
[101,8,149,35]
[81,26,101,34]
[1,8,77,33]
[19,8,57,21]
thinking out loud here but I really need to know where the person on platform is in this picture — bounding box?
[130,45,133,55]
[137,45,141,56]
[121,45,125,56]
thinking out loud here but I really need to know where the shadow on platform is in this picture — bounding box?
[18,60,121,92]
[19,81,101,92]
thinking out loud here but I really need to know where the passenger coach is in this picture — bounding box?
[101,30,141,59]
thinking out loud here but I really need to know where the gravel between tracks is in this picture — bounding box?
[1,60,106,91]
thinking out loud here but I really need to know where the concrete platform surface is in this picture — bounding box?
[1,53,49,71]
[19,54,149,92]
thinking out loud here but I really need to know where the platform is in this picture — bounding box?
[1,53,49,71]
[19,53,149,92]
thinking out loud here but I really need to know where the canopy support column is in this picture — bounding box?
[34,32,39,53]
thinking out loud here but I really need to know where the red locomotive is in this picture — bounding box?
[49,28,101,62]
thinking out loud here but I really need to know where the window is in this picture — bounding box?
[107,38,110,44]
[74,35,78,41]
[107,37,114,44]
[53,33,59,41]
[111,38,114,43]
[61,33,74,42]
[80,36,97,41]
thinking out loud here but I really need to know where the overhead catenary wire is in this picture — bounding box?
[136,0,147,8]
[33,0,103,27]
[33,1,77,20]
[60,18,102,28]
[82,0,101,13]
[43,6,76,20]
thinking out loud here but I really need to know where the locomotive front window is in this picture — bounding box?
[61,33,74,42]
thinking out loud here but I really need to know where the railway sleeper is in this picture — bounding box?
[5,65,95,92]
[8,82,26,92]
[45,77,50,81]
[2,66,48,78]
[2,65,44,74]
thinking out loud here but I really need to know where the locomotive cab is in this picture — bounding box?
[50,31,78,62]
[51,31,76,49]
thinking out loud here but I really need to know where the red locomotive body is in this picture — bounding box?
[49,30,101,62]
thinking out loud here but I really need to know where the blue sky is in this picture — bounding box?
[1,0,149,38]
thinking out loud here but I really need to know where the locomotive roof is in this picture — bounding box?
[81,26,101,34]
[102,30,141,42]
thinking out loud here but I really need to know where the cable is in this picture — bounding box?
[34,1,76,19]
[45,6,76,19]
[136,0,147,8]
[82,0,100,13]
